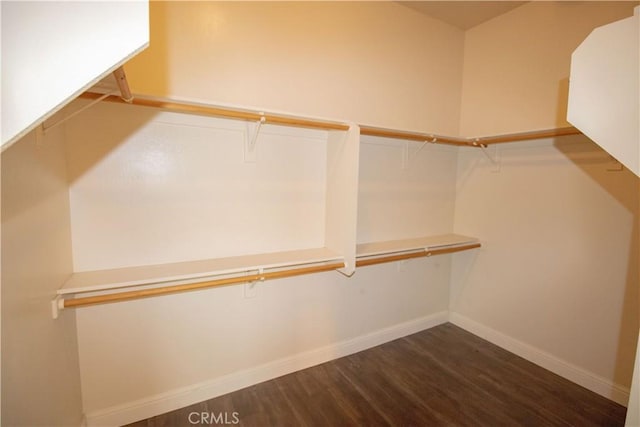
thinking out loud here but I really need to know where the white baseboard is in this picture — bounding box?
[449,312,630,407]
[86,311,449,426]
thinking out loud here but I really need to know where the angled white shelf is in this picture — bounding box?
[59,247,344,296]
[568,6,639,177]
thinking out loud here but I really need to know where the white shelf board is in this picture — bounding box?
[356,234,479,258]
[59,247,343,295]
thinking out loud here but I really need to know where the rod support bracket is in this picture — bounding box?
[401,137,432,169]
[244,114,266,162]
[473,139,501,172]
[607,155,623,172]
[51,295,65,320]
[244,268,264,298]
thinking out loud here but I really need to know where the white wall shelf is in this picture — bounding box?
[356,234,480,267]
[59,247,344,296]
[357,234,480,258]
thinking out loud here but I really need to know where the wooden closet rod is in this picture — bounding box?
[361,126,582,147]
[472,126,581,145]
[79,92,350,132]
[356,243,481,268]
[360,126,472,147]
[62,262,345,309]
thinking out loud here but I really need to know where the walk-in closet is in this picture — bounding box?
[1,2,639,426]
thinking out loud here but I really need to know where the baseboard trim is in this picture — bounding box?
[86,311,449,426]
[449,312,630,407]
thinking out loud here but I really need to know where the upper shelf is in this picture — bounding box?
[59,247,343,296]
[80,92,350,132]
[82,87,581,149]
[361,125,582,147]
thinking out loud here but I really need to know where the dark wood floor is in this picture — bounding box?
[126,323,626,427]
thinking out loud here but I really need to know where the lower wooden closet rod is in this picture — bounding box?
[63,262,345,308]
[356,243,481,268]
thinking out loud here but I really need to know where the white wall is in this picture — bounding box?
[455,0,640,407]
[1,126,83,425]
[357,137,457,243]
[0,1,149,149]
[459,1,638,136]
[77,265,450,425]
[65,102,329,271]
[125,1,465,135]
[67,105,457,425]
[451,135,639,405]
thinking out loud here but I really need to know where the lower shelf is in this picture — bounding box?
[59,247,344,296]
[53,235,481,313]
[57,260,344,311]
[53,248,345,313]
[356,234,480,267]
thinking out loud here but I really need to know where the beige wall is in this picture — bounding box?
[125,1,465,135]
[357,137,457,243]
[1,127,83,425]
[451,135,639,403]
[459,1,638,136]
[455,1,640,406]
[65,102,330,271]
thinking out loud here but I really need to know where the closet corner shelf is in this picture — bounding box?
[58,247,344,298]
[356,234,480,267]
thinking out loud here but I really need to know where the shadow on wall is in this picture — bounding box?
[554,138,640,391]
[62,101,161,186]
[124,1,170,97]
[60,0,172,186]
[556,77,570,128]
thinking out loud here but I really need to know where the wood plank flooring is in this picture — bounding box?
[126,323,626,427]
